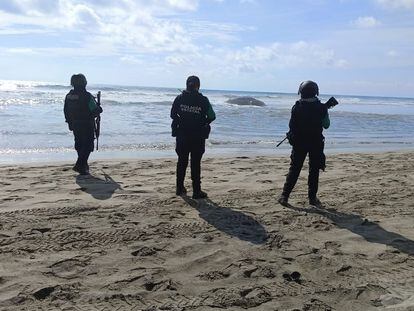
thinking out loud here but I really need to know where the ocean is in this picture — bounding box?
[1,80,413,164]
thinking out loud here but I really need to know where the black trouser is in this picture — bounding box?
[175,136,205,192]
[282,142,325,199]
[72,120,95,171]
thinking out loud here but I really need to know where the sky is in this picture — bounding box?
[0,0,413,97]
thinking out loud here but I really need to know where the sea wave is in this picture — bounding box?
[101,100,172,106]
[336,97,361,104]
[208,139,276,146]
[164,93,180,97]
[0,80,70,91]
[0,140,278,154]
[34,84,69,90]
[0,98,42,106]
[0,130,70,136]
[329,110,414,119]
[0,147,73,154]
[92,86,131,92]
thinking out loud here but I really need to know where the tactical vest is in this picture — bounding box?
[175,92,209,136]
[64,89,94,122]
[289,99,327,145]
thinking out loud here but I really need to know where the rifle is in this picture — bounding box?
[276,136,287,147]
[95,91,101,151]
[276,96,339,147]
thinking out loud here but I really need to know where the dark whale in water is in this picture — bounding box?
[226,96,266,107]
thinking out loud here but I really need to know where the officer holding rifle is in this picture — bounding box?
[278,80,338,207]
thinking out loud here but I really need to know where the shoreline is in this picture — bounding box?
[2,145,414,166]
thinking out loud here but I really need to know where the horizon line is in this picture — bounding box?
[1,78,413,100]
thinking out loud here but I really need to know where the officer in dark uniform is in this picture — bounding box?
[278,80,330,207]
[64,74,102,175]
[171,76,216,199]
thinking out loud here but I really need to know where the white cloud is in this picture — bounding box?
[0,0,348,85]
[6,48,37,54]
[1,46,113,57]
[0,1,200,54]
[120,55,143,64]
[0,0,256,63]
[0,0,253,56]
[387,50,399,57]
[376,0,414,9]
[0,1,22,14]
[166,55,187,65]
[0,0,60,15]
[165,0,198,10]
[352,16,381,28]
[177,19,255,43]
[226,41,348,73]
[0,27,52,35]
[335,59,348,67]
[210,0,255,3]
[66,4,102,28]
[0,0,200,15]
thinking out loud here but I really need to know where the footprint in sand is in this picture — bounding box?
[131,246,159,257]
[197,270,230,281]
[31,228,51,234]
[2,195,34,202]
[258,179,273,184]
[324,241,341,250]
[49,257,90,279]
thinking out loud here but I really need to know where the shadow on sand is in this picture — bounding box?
[284,203,414,256]
[76,171,122,200]
[182,196,268,245]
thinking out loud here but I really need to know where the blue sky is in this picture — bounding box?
[0,0,413,97]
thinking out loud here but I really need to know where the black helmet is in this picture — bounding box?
[298,80,319,98]
[70,73,87,88]
[186,75,200,91]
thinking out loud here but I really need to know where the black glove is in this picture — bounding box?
[286,131,295,146]
[325,97,339,109]
[171,119,178,137]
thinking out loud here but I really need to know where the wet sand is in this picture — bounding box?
[0,152,413,310]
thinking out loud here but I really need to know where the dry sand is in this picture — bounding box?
[0,152,413,310]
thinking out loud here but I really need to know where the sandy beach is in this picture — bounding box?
[0,151,413,310]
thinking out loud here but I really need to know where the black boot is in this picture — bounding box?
[192,182,207,199]
[73,162,81,173]
[176,184,187,196]
[77,150,90,175]
[192,190,207,199]
[176,155,188,196]
[309,197,322,207]
[278,194,289,206]
[73,153,82,172]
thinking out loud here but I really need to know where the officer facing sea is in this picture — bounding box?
[171,76,216,199]
[278,81,330,207]
[64,74,102,175]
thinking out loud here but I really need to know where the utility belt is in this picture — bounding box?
[289,134,326,170]
[287,131,324,147]
[172,122,211,139]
